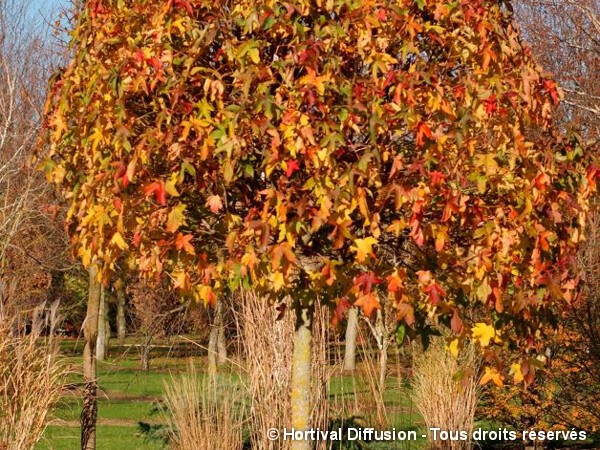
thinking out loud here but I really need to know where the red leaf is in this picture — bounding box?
[429,171,445,186]
[484,95,497,116]
[375,8,387,21]
[173,0,193,15]
[143,181,167,205]
[451,310,464,333]
[285,160,300,177]
[133,231,141,247]
[332,297,351,327]
[113,161,126,181]
[543,79,559,104]
[355,271,383,294]
[424,283,446,305]
[415,121,433,147]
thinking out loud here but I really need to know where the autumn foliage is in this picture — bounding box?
[41,0,595,374]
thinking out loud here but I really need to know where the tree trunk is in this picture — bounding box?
[140,337,151,371]
[291,306,313,450]
[208,300,226,373]
[116,284,126,345]
[379,342,388,394]
[343,307,358,372]
[82,265,101,450]
[96,287,106,361]
[104,308,111,358]
[216,300,227,365]
[375,310,388,393]
[208,318,218,376]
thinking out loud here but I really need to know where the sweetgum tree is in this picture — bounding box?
[41,0,595,447]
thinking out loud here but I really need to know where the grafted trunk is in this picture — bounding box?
[343,307,359,372]
[82,265,101,450]
[291,306,313,450]
[116,284,126,344]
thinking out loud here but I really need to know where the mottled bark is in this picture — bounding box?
[291,306,312,450]
[96,287,106,361]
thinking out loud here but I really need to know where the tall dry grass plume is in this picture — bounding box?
[162,363,245,450]
[311,299,331,450]
[412,338,481,450]
[357,322,389,429]
[235,291,331,450]
[0,300,65,450]
[236,290,294,450]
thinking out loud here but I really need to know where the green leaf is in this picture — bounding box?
[396,324,406,346]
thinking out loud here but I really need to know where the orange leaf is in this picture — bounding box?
[354,292,380,317]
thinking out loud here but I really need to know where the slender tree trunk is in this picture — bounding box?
[343,307,358,372]
[216,300,227,364]
[140,336,151,371]
[379,342,388,394]
[104,307,111,358]
[82,265,101,450]
[96,287,106,361]
[208,300,226,373]
[375,310,388,393]
[116,284,126,345]
[291,306,313,450]
[208,318,218,376]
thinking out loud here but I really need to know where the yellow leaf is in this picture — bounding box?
[472,322,496,347]
[195,284,216,307]
[510,363,524,383]
[111,232,128,250]
[248,48,260,64]
[350,237,377,263]
[165,173,180,197]
[89,127,104,152]
[448,339,459,358]
[480,367,504,387]
[167,204,187,233]
[172,270,190,291]
[271,271,285,291]
[241,248,258,269]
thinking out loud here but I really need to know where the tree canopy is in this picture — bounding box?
[41,0,596,376]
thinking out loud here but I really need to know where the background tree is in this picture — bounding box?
[41,1,596,447]
[128,274,203,371]
[515,0,599,147]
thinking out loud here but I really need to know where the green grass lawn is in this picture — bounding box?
[37,425,163,450]
[39,339,430,449]
[46,339,565,450]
